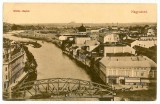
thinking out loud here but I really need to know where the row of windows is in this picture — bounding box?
[108,70,131,76]
[135,71,145,77]
[108,70,146,77]
[107,68,148,70]
[6,75,7,80]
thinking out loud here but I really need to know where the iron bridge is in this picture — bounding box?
[10,78,115,99]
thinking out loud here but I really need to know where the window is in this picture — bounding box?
[5,67,7,71]
[6,75,7,80]
[126,70,130,76]
[141,72,144,76]
[109,70,112,75]
[113,70,116,75]
[4,83,6,88]
[119,70,125,76]
[135,72,139,76]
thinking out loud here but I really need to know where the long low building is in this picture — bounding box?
[103,45,136,57]
[98,56,156,85]
[131,37,157,48]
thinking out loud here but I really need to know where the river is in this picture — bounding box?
[4,32,91,80]
[3,32,100,101]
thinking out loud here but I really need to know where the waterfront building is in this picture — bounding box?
[3,40,27,91]
[98,56,156,85]
[75,37,91,45]
[72,40,100,66]
[84,40,100,51]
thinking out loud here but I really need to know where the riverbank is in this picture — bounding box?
[21,41,42,48]
[22,45,37,83]
[13,34,57,43]
[10,32,157,101]
[13,32,103,82]
[62,50,105,85]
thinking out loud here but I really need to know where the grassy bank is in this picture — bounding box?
[115,81,156,101]
[13,34,57,43]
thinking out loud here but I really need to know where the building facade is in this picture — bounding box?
[131,37,157,48]
[75,37,91,45]
[99,32,120,43]
[103,45,136,57]
[98,56,156,85]
[3,41,26,91]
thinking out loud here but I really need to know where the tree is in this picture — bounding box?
[11,24,18,30]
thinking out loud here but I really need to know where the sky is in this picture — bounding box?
[3,3,157,24]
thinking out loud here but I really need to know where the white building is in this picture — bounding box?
[99,32,120,43]
[98,56,156,85]
[131,37,157,48]
[85,40,100,52]
[3,42,27,92]
[104,45,136,57]
[75,37,91,45]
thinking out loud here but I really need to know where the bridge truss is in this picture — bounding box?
[10,78,115,100]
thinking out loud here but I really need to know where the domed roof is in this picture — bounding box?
[78,24,86,32]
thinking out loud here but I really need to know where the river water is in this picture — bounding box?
[4,32,91,80]
[3,32,100,100]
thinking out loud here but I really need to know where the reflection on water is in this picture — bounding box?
[28,42,91,80]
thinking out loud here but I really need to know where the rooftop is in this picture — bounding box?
[100,56,157,68]
[85,40,99,46]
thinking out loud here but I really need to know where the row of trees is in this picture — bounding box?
[3,22,47,32]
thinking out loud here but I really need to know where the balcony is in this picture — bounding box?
[10,51,24,63]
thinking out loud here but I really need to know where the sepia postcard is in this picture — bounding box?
[2,3,157,101]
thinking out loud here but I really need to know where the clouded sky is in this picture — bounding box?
[3,3,157,24]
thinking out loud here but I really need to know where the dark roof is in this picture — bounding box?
[123,39,135,44]
[78,24,86,32]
